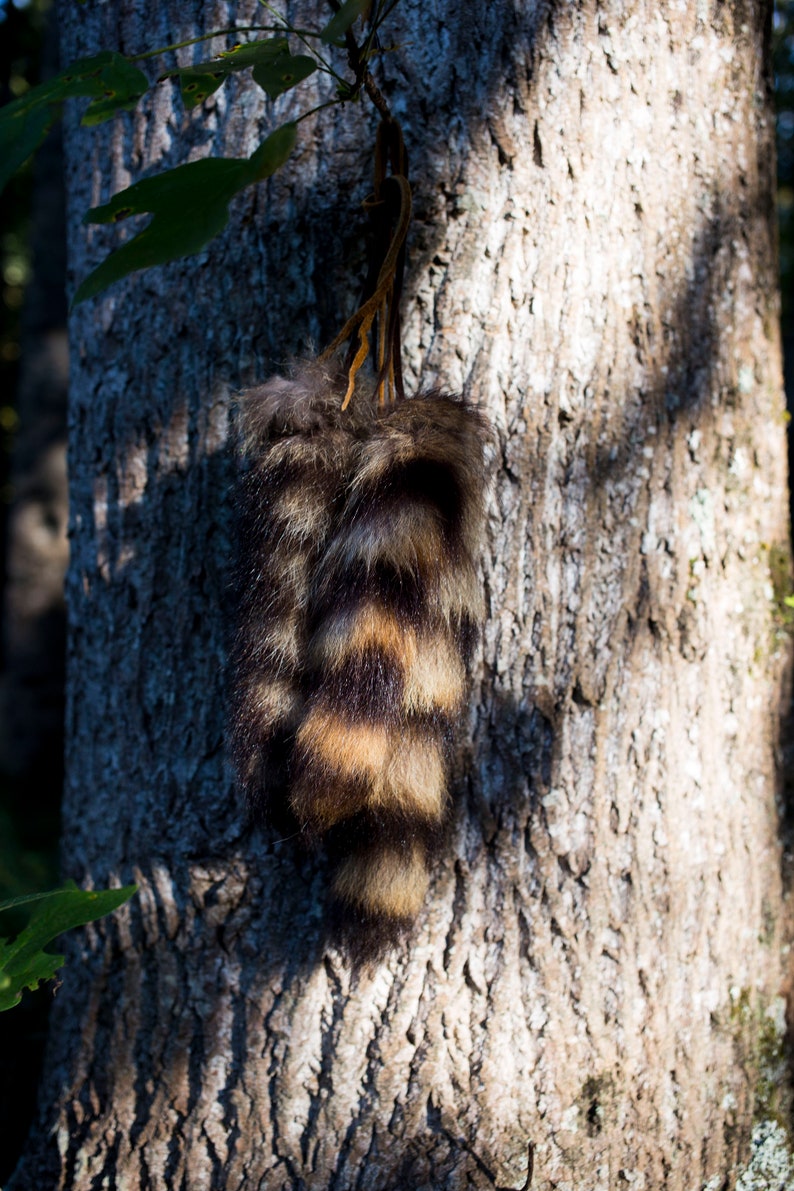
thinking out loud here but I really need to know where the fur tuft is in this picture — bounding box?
[230,376,490,947]
[230,363,361,821]
[293,392,489,934]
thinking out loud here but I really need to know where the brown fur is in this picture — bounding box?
[332,841,430,919]
[296,391,489,934]
[230,371,490,947]
[229,362,363,820]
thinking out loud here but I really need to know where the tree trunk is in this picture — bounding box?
[11,1,794,1188]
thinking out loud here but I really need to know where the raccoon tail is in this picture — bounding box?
[229,362,365,823]
[289,392,490,936]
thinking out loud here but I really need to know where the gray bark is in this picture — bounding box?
[10,1,794,1188]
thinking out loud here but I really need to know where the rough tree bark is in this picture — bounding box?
[10,0,794,1188]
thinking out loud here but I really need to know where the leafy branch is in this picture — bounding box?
[0,881,137,1012]
[0,0,397,304]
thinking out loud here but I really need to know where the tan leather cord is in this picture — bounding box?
[320,119,411,410]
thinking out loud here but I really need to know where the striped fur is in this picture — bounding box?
[231,372,489,948]
[293,393,489,938]
[229,362,363,822]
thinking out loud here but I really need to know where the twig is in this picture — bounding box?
[325,0,395,120]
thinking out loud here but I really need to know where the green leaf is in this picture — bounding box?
[320,0,371,44]
[248,120,298,179]
[162,38,294,109]
[252,54,317,100]
[0,52,149,193]
[0,881,137,1012]
[76,54,152,126]
[216,37,290,68]
[174,66,228,110]
[73,122,297,305]
[0,100,54,193]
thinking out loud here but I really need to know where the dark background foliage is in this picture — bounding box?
[777,0,794,347]
[0,0,60,901]
[1,1,65,1178]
